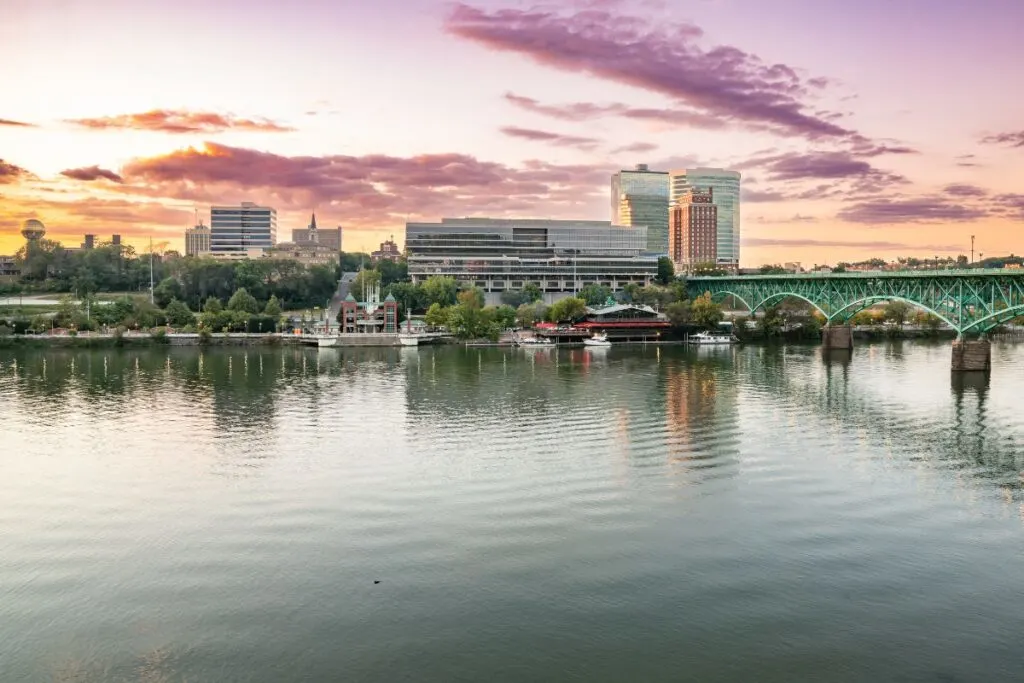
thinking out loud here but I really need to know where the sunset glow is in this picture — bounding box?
[2,0,1021,264]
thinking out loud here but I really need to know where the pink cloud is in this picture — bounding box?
[499,125,601,150]
[66,109,295,134]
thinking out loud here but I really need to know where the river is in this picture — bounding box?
[2,342,1024,682]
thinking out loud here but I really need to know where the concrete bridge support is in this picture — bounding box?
[821,324,853,350]
[951,337,991,372]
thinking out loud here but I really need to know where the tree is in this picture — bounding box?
[883,300,912,330]
[153,277,184,308]
[656,257,675,285]
[665,300,691,327]
[690,292,724,329]
[578,284,612,307]
[227,287,259,314]
[164,299,195,327]
[458,287,485,309]
[522,283,543,304]
[759,264,788,275]
[424,303,449,328]
[203,296,223,313]
[516,303,537,328]
[493,304,516,330]
[691,261,727,276]
[421,276,458,308]
[264,294,282,318]
[351,269,382,300]
[548,297,587,323]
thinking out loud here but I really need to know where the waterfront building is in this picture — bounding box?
[371,237,401,263]
[670,188,717,271]
[338,281,399,334]
[405,217,657,304]
[210,202,277,256]
[669,168,741,269]
[291,213,342,252]
[611,163,669,254]
[185,222,211,256]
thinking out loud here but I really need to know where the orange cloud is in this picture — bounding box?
[66,110,295,134]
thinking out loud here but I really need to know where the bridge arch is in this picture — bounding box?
[704,290,754,313]
[961,304,1024,335]
[754,292,829,319]
[829,296,958,331]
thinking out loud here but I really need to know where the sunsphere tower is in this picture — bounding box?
[21,219,46,243]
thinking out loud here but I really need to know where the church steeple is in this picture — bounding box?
[309,213,318,230]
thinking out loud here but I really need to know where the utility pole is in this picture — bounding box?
[971,235,975,266]
[149,237,155,304]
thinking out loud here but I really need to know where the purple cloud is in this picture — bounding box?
[612,142,659,154]
[943,183,987,197]
[992,194,1024,220]
[449,4,852,140]
[837,198,988,224]
[981,131,1024,148]
[61,165,124,183]
[499,125,601,150]
[504,92,726,130]
[0,159,32,184]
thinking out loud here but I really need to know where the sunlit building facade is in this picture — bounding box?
[611,164,669,255]
[670,188,717,271]
[405,217,656,304]
[670,168,741,269]
[210,202,277,256]
[185,222,211,256]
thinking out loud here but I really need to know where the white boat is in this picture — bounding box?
[516,335,555,347]
[687,331,738,345]
[398,334,420,347]
[583,332,612,347]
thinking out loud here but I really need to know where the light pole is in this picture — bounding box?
[971,235,975,266]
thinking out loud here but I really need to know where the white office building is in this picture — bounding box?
[210,202,277,257]
[670,168,741,269]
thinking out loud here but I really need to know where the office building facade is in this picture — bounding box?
[670,168,741,269]
[210,202,277,256]
[670,188,717,271]
[185,222,211,256]
[406,217,656,304]
[611,164,669,255]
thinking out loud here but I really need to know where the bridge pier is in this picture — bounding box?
[821,323,853,350]
[951,336,991,372]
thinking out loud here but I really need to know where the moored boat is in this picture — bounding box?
[583,332,612,347]
[687,331,738,345]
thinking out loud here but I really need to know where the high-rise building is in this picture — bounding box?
[81,234,96,250]
[210,202,277,257]
[185,222,211,256]
[406,217,656,304]
[670,168,741,269]
[291,213,342,252]
[610,163,669,255]
[670,188,717,271]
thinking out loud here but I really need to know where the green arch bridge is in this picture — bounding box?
[687,269,1024,336]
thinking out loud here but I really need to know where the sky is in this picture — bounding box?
[1,0,1022,266]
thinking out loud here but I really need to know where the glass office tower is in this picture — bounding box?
[611,164,669,255]
[669,168,741,269]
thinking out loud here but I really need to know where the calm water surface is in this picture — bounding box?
[3,342,1024,682]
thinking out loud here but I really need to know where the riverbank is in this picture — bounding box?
[0,332,298,349]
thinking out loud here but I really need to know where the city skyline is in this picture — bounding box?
[1,0,1022,265]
